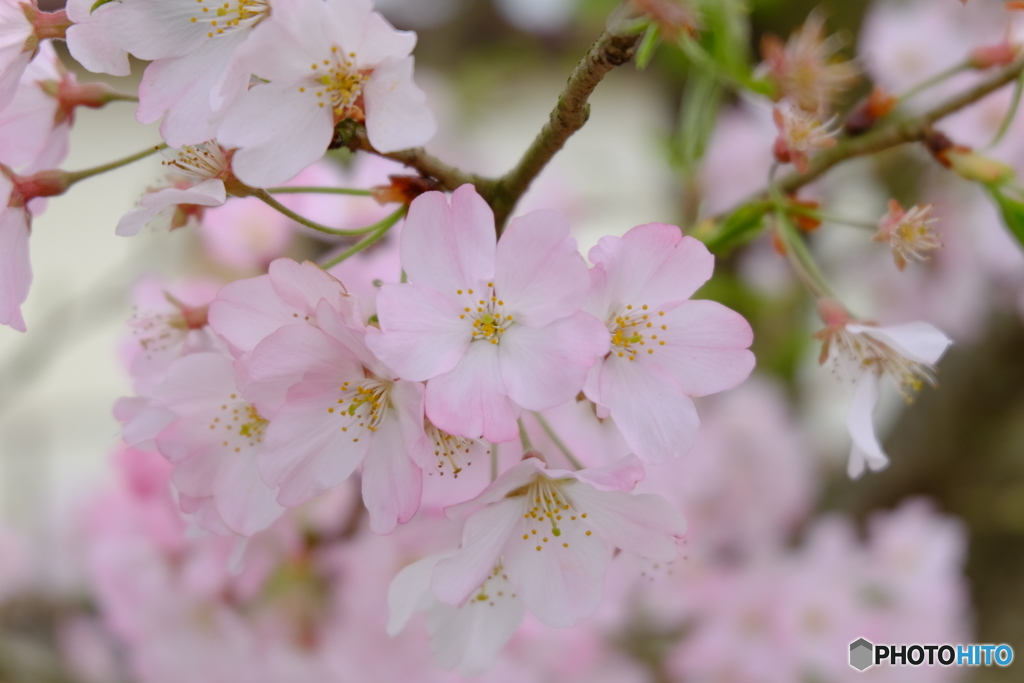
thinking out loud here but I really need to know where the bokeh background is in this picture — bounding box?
[1,0,1023,681]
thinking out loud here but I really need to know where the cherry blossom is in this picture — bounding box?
[0,43,69,173]
[368,185,608,443]
[242,301,429,534]
[0,0,42,110]
[116,143,234,237]
[217,0,436,186]
[431,455,686,628]
[815,300,953,478]
[387,552,524,677]
[873,199,942,271]
[583,223,755,463]
[64,0,129,77]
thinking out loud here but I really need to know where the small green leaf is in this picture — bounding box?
[987,185,1024,248]
[90,0,117,13]
[698,202,771,253]
[635,26,660,71]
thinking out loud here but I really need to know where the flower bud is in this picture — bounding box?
[844,87,898,136]
[968,41,1020,69]
[371,175,443,206]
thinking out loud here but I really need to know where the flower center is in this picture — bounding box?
[210,398,268,453]
[426,423,477,478]
[609,304,667,361]
[816,326,936,399]
[325,378,393,443]
[303,47,370,121]
[162,142,230,181]
[470,563,517,606]
[511,476,591,552]
[189,0,270,38]
[456,282,514,346]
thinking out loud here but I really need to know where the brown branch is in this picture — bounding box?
[487,28,644,229]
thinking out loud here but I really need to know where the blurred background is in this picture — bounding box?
[2,0,1023,681]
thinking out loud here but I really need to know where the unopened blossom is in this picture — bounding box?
[243,302,429,534]
[772,105,838,173]
[873,200,941,271]
[368,185,608,443]
[98,0,275,146]
[64,0,129,76]
[116,142,235,237]
[815,299,952,478]
[431,455,686,628]
[388,552,524,677]
[759,10,859,114]
[583,223,755,463]
[218,0,436,186]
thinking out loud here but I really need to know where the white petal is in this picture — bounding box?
[845,372,889,479]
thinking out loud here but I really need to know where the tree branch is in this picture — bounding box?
[487,28,643,229]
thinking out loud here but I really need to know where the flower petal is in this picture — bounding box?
[425,340,518,443]
[494,209,588,327]
[563,484,685,562]
[401,186,496,295]
[0,206,30,332]
[846,371,889,479]
[363,57,436,154]
[849,322,952,365]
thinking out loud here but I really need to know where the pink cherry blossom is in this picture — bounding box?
[368,185,609,443]
[64,0,130,76]
[0,0,38,110]
[388,552,525,676]
[0,43,70,173]
[243,302,429,534]
[873,199,942,271]
[217,0,436,186]
[431,455,686,628]
[208,257,356,357]
[582,223,755,463]
[772,103,838,173]
[116,142,233,237]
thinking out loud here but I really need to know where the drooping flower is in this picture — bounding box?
[0,0,71,111]
[772,104,838,173]
[367,185,609,443]
[242,301,429,534]
[98,0,274,146]
[116,142,235,237]
[873,199,942,271]
[582,223,755,463]
[387,552,525,677]
[217,0,436,186]
[759,10,859,114]
[431,455,686,628]
[814,299,952,478]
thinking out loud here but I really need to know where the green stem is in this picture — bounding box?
[517,418,534,453]
[254,189,385,236]
[533,412,584,470]
[319,206,406,269]
[768,165,836,299]
[63,144,166,184]
[490,442,499,482]
[899,61,970,101]
[985,68,1024,150]
[783,203,878,230]
[265,186,373,197]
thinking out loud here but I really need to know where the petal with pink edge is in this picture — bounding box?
[564,484,685,562]
[401,186,495,295]
[213,450,285,536]
[571,455,646,492]
[361,414,423,535]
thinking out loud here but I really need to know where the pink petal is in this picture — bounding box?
[588,225,714,309]
[352,9,416,65]
[401,186,496,295]
[387,553,450,636]
[563,484,685,561]
[363,56,436,154]
[494,209,589,327]
[595,357,700,464]
[115,180,226,237]
[65,1,131,77]
[431,498,522,606]
[655,300,755,397]
[0,205,30,332]
[361,414,423,535]
[102,0,210,60]
[846,371,889,479]
[209,274,299,355]
[444,457,546,519]
[367,283,470,381]
[571,455,646,492]
[498,312,609,411]
[502,514,608,628]
[213,450,285,536]
[425,341,518,443]
[268,259,351,317]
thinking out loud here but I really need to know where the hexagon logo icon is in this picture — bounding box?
[850,638,874,671]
